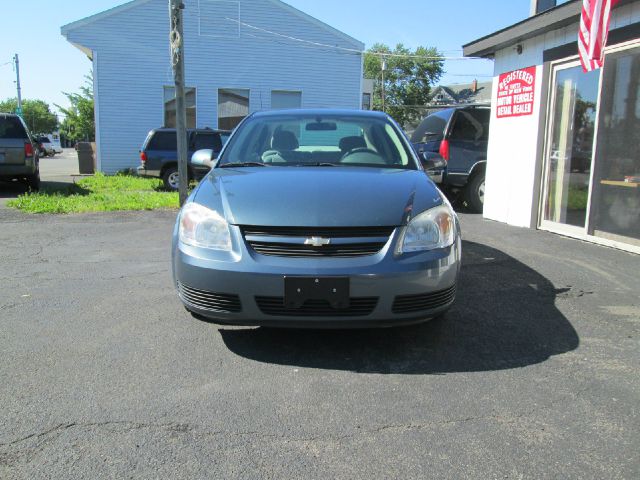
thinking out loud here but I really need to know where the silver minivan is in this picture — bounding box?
[0,113,40,190]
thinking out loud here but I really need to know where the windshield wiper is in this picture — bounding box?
[219,162,268,168]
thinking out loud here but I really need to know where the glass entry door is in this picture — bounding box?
[541,63,601,231]
[588,45,640,246]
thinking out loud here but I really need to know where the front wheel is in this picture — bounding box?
[162,166,179,191]
[465,173,485,213]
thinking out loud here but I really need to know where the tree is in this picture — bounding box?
[364,43,444,128]
[56,73,95,143]
[0,98,59,134]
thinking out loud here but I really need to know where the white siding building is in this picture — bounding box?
[62,0,364,173]
[464,0,640,254]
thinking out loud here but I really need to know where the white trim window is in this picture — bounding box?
[218,88,250,130]
[164,86,196,129]
[271,90,302,110]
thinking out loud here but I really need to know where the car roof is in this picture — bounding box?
[251,108,390,119]
[150,127,231,134]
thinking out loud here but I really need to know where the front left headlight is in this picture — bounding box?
[395,204,456,254]
[179,202,232,251]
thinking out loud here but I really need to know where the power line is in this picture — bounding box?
[225,17,490,61]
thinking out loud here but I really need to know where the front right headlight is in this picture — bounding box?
[179,202,232,250]
[395,204,456,254]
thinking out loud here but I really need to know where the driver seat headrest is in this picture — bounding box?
[271,131,299,151]
[339,136,367,153]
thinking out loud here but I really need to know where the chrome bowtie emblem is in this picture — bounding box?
[304,236,331,247]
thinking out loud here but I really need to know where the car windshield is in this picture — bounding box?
[410,110,452,143]
[218,114,416,169]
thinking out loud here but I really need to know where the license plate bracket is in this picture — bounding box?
[284,276,350,309]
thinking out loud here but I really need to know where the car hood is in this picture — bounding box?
[193,167,443,227]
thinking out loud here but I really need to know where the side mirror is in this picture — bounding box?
[191,149,216,169]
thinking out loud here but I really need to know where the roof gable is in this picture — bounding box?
[62,0,363,51]
[61,0,153,35]
[430,82,493,105]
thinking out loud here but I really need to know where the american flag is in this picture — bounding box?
[579,0,619,72]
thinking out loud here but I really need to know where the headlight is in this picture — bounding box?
[179,202,232,250]
[395,205,455,254]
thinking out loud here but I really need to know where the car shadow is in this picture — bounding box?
[0,180,90,199]
[0,180,30,199]
[217,240,580,374]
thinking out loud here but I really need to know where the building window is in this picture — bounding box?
[164,86,196,128]
[271,91,302,110]
[362,93,371,110]
[218,88,249,130]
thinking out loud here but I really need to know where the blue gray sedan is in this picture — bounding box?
[172,109,461,328]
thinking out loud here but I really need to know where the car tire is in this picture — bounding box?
[466,172,485,213]
[162,166,179,191]
[25,173,41,192]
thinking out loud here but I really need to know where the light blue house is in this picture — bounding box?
[62,0,365,173]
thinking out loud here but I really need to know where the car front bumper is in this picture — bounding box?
[173,226,461,328]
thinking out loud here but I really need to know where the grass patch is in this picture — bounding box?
[8,173,180,214]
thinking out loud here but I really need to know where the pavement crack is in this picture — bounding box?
[0,388,592,452]
[0,423,76,447]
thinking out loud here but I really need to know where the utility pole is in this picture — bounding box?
[169,0,189,206]
[381,56,386,114]
[14,54,23,118]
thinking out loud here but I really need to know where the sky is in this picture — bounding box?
[0,0,530,118]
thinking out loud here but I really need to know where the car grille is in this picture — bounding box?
[255,296,378,317]
[178,282,242,313]
[240,226,395,258]
[391,284,457,314]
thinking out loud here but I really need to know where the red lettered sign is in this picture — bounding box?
[496,66,536,118]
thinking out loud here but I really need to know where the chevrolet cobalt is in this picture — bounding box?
[172,110,461,328]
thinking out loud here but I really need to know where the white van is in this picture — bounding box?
[47,132,63,154]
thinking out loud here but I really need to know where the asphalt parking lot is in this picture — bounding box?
[0,205,638,479]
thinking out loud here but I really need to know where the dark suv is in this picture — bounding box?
[0,113,40,190]
[411,106,490,212]
[137,128,230,190]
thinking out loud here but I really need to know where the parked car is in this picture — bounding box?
[137,128,230,190]
[36,136,56,157]
[0,113,40,190]
[47,133,63,154]
[172,109,461,328]
[411,106,490,213]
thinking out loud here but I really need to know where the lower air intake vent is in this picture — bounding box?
[178,282,242,313]
[255,296,378,317]
[392,284,456,314]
